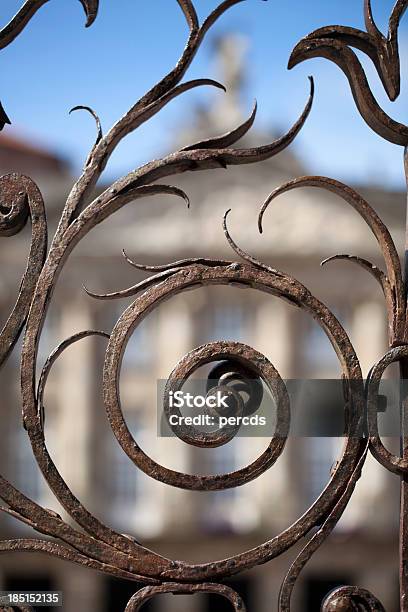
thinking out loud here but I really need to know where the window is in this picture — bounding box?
[10,422,41,502]
[302,308,349,378]
[205,303,248,343]
[108,305,155,371]
[109,438,138,507]
[303,324,339,377]
[106,412,143,529]
[304,436,341,505]
[123,320,154,369]
[37,310,59,367]
[198,438,239,532]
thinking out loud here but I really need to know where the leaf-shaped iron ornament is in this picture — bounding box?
[289,0,408,145]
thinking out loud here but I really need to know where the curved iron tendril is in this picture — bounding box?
[0,174,47,368]
[258,176,405,343]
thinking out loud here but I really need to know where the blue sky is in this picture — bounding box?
[1,0,408,189]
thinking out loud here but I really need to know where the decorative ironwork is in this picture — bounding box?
[0,0,407,609]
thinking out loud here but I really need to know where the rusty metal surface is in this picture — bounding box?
[0,0,408,610]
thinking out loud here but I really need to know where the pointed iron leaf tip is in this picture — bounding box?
[79,0,99,27]
[0,101,11,130]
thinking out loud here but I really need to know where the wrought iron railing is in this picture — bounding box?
[0,0,407,610]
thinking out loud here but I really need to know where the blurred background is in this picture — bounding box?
[0,1,408,610]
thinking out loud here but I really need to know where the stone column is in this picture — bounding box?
[52,296,94,508]
[154,293,195,532]
[252,299,297,529]
[350,300,387,376]
[342,300,389,529]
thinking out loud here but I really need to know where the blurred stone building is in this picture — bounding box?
[0,37,404,612]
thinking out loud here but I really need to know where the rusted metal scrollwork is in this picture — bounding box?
[0,0,408,610]
[124,583,247,612]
